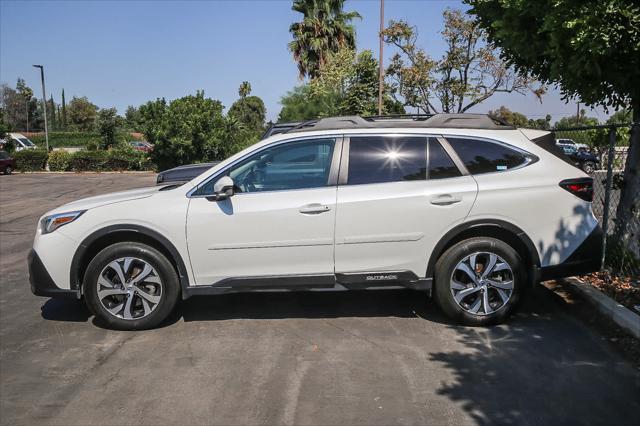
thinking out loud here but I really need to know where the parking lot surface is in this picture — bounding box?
[1,173,639,425]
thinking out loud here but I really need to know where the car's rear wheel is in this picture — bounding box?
[582,161,596,174]
[434,237,525,326]
[4,166,12,175]
[84,242,180,330]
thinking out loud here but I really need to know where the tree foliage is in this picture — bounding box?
[488,106,529,127]
[279,48,404,121]
[465,0,640,116]
[1,80,40,131]
[67,96,98,131]
[141,91,226,170]
[288,0,361,79]
[278,85,337,122]
[228,82,266,132]
[382,9,543,114]
[95,108,121,149]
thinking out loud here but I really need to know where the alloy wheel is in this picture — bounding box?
[450,252,514,316]
[97,257,163,320]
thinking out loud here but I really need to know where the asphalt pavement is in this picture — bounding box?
[1,173,639,425]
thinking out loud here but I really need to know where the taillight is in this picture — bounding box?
[559,178,593,202]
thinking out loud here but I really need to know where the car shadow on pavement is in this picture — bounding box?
[173,289,454,325]
[427,285,640,425]
[40,298,91,322]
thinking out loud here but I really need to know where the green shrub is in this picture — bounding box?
[14,149,48,171]
[68,151,108,171]
[47,150,72,171]
[104,148,140,171]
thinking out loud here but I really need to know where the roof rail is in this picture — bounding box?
[278,113,515,135]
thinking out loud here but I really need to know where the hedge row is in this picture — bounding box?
[25,132,145,148]
[26,132,101,148]
[14,149,155,172]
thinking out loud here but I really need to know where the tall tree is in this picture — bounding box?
[61,89,67,129]
[288,0,361,79]
[382,9,543,114]
[16,78,33,131]
[95,108,121,149]
[488,106,529,127]
[467,0,640,260]
[238,81,251,99]
[67,96,98,131]
[48,94,56,130]
[309,47,404,116]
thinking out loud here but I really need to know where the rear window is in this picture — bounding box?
[446,137,529,174]
[348,136,426,185]
[533,132,575,166]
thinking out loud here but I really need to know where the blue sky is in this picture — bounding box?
[0,0,609,122]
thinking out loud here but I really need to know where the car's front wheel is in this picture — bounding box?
[434,237,525,326]
[4,166,12,175]
[84,242,180,330]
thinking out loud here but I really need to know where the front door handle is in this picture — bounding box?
[430,194,462,206]
[299,203,331,214]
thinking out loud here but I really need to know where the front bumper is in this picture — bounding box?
[539,225,604,281]
[28,249,79,299]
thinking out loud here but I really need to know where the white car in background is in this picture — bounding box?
[1,132,38,151]
[556,138,588,150]
[29,114,603,330]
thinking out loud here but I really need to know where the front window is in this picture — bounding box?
[200,138,336,195]
[18,138,35,147]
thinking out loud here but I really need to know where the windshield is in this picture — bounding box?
[18,137,35,147]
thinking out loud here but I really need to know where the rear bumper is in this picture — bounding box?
[28,249,79,299]
[539,225,604,281]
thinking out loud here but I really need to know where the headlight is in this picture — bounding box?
[40,210,86,234]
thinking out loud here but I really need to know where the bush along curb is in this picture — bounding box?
[563,277,640,339]
[14,148,156,172]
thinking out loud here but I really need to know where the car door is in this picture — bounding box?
[334,135,477,279]
[186,137,342,286]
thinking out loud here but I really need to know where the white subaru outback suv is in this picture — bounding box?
[29,114,603,330]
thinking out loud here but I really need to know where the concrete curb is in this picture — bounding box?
[563,277,640,339]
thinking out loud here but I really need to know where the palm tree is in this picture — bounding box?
[238,81,252,99]
[288,0,361,79]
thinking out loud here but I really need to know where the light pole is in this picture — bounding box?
[32,65,49,152]
[378,0,385,116]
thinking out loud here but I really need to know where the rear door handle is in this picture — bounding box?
[299,203,331,214]
[430,195,462,206]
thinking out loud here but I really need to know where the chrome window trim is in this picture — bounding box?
[187,134,344,198]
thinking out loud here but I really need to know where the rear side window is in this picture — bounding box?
[428,139,461,179]
[446,137,528,174]
[347,136,426,185]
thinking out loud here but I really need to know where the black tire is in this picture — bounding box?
[582,161,596,174]
[434,237,526,326]
[84,242,180,330]
[4,166,12,175]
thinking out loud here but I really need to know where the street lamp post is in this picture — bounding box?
[378,0,385,116]
[32,65,49,152]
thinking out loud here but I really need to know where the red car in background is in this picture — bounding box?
[128,141,154,153]
[0,151,16,175]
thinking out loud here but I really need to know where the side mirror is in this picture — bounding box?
[212,176,235,201]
